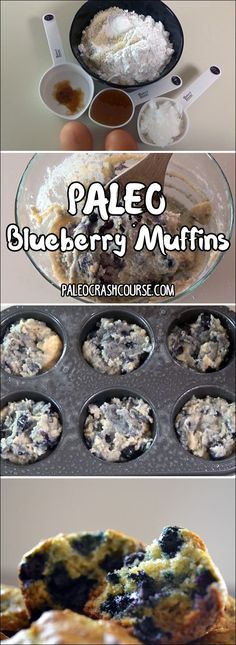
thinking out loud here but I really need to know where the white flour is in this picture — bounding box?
[35,153,140,213]
[79,7,174,85]
[36,154,108,212]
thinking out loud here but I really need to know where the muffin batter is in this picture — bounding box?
[83,396,153,462]
[82,317,152,374]
[49,208,196,295]
[0,399,62,465]
[31,153,211,302]
[1,319,62,377]
[86,526,227,645]
[168,312,230,372]
[175,395,235,459]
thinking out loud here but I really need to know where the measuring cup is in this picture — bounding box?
[39,13,94,120]
[137,66,222,146]
[89,74,182,129]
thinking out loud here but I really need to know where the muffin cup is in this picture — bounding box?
[79,308,155,375]
[166,307,235,373]
[172,384,236,466]
[79,386,157,463]
[0,308,67,379]
[0,390,63,467]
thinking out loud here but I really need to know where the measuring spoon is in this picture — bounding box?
[138,66,222,146]
[89,75,182,129]
[39,13,94,120]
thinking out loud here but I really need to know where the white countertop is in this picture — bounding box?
[1,0,235,151]
[1,152,235,305]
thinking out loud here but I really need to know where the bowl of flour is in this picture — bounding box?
[70,0,184,89]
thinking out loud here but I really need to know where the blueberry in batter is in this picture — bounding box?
[168,313,230,372]
[85,526,227,645]
[1,318,63,377]
[83,396,153,462]
[175,395,235,459]
[82,317,152,375]
[0,399,62,465]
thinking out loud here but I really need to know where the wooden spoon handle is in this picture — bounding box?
[106,153,172,193]
[129,152,172,186]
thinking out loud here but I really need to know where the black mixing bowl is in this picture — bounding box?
[69,0,184,90]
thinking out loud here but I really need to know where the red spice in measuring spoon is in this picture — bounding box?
[89,89,134,127]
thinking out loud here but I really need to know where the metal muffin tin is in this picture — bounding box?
[1,305,235,477]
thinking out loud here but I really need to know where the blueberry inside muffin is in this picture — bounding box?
[85,526,227,645]
[18,530,144,620]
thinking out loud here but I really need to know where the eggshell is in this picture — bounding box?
[105,129,138,151]
[60,122,93,151]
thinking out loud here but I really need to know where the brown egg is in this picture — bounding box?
[105,129,138,151]
[60,122,93,151]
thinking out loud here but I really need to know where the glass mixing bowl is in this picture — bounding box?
[15,153,234,303]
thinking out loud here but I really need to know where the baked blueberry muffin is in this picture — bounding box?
[0,585,29,633]
[192,595,235,644]
[19,530,144,620]
[86,527,227,645]
[1,318,63,377]
[6,610,141,644]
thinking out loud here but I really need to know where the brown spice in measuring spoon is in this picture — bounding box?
[90,89,133,126]
[53,80,84,114]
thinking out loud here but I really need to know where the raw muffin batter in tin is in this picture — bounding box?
[0,399,62,465]
[83,396,153,462]
[168,312,230,372]
[175,395,236,460]
[1,319,63,377]
[82,317,152,374]
[31,154,212,301]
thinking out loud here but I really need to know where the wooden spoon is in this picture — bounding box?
[105,153,172,193]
